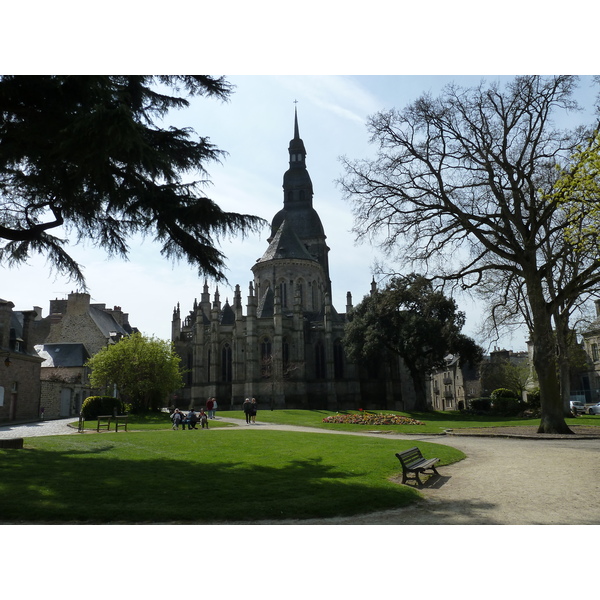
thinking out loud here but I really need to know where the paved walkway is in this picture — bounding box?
[2,416,599,524]
[0,417,79,438]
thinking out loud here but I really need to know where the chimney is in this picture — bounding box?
[66,292,91,316]
[20,310,37,353]
[0,299,15,349]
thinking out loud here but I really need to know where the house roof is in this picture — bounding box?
[35,343,90,368]
[89,306,129,338]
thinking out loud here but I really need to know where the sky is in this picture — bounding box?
[2,75,599,353]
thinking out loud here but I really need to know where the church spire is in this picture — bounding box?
[284,107,312,208]
[288,106,307,171]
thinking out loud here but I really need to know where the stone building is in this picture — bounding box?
[0,298,43,422]
[172,112,415,411]
[31,292,135,418]
[577,300,600,406]
[428,354,481,411]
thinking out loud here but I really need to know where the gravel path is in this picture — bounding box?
[2,416,599,525]
[215,418,600,525]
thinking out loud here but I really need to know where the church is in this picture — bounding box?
[171,111,415,411]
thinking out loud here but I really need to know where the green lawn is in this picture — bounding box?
[0,429,463,523]
[229,408,600,434]
[75,412,234,431]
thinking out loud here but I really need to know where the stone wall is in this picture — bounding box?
[0,354,42,422]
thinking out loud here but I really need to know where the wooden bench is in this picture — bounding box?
[97,415,112,432]
[96,415,128,432]
[395,446,440,486]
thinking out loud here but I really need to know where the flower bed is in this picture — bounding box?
[322,413,425,426]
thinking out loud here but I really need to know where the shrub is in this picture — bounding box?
[526,388,541,409]
[81,396,124,420]
[490,388,523,416]
[491,388,518,400]
[469,398,492,412]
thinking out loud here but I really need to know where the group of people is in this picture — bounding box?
[242,397,258,424]
[170,407,210,430]
[171,397,258,428]
[170,397,218,430]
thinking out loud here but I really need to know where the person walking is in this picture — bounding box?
[206,397,214,419]
[250,397,257,424]
[212,398,218,419]
[243,398,252,424]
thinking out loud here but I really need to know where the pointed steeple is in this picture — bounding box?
[288,107,307,170]
[283,108,313,208]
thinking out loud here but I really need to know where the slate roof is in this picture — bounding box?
[35,343,91,368]
[257,219,316,264]
[89,306,129,338]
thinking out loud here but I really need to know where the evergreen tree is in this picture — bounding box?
[0,75,265,285]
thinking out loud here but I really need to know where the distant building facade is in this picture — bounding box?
[428,354,481,411]
[0,298,43,422]
[31,292,135,418]
[172,112,416,411]
[578,300,600,406]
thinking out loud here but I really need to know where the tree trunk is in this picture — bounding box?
[405,360,429,411]
[527,281,573,434]
[554,312,574,416]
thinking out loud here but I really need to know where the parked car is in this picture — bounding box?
[588,403,600,415]
[570,400,586,415]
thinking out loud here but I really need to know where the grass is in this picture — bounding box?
[74,412,234,431]
[228,408,600,434]
[0,429,464,523]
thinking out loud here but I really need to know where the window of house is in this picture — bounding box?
[593,343,599,362]
[0,386,4,407]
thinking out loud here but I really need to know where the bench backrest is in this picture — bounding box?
[396,447,424,465]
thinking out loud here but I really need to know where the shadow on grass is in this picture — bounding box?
[0,447,420,524]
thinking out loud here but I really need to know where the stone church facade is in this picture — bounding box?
[171,112,415,411]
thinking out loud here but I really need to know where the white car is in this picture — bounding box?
[570,400,586,415]
[588,403,600,415]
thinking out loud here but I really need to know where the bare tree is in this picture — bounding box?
[340,76,600,433]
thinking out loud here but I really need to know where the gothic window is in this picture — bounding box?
[593,343,599,362]
[207,349,211,382]
[315,340,326,379]
[279,280,288,308]
[282,338,290,371]
[333,339,344,379]
[296,279,304,307]
[221,343,232,382]
[187,352,193,386]
[261,336,272,378]
[311,281,318,309]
